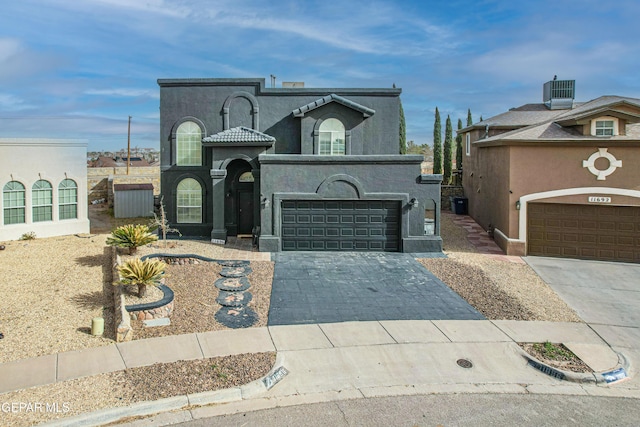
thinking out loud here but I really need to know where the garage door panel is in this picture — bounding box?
[617,236,634,246]
[528,202,640,263]
[282,200,400,252]
[546,232,561,242]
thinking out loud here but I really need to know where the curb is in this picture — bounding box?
[40,353,287,427]
[518,346,631,385]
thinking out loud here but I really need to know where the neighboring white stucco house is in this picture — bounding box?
[0,138,90,241]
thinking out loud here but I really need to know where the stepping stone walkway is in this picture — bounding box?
[219,266,253,278]
[214,260,257,328]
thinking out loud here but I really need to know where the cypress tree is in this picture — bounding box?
[455,118,463,170]
[443,115,453,184]
[467,108,473,127]
[433,107,442,175]
[399,100,407,154]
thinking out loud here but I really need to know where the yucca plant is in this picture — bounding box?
[106,224,158,254]
[118,258,166,298]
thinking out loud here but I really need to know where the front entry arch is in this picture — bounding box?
[224,159,255,236]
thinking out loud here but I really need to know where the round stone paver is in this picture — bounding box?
[214,277,251,292]
[216,290,253,307]
[218,260,250,267]
[215,306,258,328]
[220,266,252,278]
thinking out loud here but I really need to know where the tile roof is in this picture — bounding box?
[292,94,375,118]
[202,127,275,144]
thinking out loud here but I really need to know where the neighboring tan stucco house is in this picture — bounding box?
[460,79,640,263]
[159,78,442,253]
[0,138,90,241]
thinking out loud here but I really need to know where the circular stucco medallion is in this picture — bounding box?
[582,148,622,180]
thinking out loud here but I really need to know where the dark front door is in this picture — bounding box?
[237,189,254,235]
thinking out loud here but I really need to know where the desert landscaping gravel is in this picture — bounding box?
[418,213,581,322]
[0,209,584,426]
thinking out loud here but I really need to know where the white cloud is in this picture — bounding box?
[0,93,33,111]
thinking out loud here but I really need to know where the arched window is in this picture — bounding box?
[59,179,78,220]
[176,121,202,166]
[32,180,53,222]
[3,181,25,225]
[319,118,346,155]
[176,178,202,223]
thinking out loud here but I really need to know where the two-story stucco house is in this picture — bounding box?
[460,79,640,263]
[158,78,442,253]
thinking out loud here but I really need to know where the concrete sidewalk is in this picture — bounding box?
[0,320,633,396]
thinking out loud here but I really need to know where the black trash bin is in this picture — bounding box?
[453,197,468,215]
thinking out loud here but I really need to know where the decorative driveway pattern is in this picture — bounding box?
[268,252,484,325]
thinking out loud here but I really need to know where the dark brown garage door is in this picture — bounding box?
[527,203,640,263]
[281,200,400,251]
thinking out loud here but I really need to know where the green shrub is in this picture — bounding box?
[19,232,36,240]
[106,224,158,254]
[118,258,166,298]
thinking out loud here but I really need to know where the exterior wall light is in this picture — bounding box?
[409,198,419,208]
[515,200,521,210]
[261,197,270,208]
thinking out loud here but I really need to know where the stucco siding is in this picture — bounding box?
[0,138,90,241]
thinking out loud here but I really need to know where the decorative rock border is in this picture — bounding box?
[126,285,175,321]
[112,248,133,342]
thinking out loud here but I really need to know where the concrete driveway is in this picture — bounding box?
[268,252,484,325]
[524,257,640,328]
[525,256,640,387]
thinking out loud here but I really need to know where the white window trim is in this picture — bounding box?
[591,116,618,137]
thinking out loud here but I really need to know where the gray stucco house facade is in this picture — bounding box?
[158,78,442,253]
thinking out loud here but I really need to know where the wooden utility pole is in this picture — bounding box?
[126,115,132,175]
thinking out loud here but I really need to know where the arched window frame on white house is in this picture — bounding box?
[58,179,78,220]
[32,180,53,222]
[3,181,26,225]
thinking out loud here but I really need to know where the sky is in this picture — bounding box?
[1,0,640,152]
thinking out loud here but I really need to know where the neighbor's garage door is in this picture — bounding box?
[528,203,640,263]
[281,200,400,251]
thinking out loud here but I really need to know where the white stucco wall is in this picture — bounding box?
[0,138,90,241]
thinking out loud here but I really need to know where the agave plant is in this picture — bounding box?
[118,258,166,298]
[106,224,158,254]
